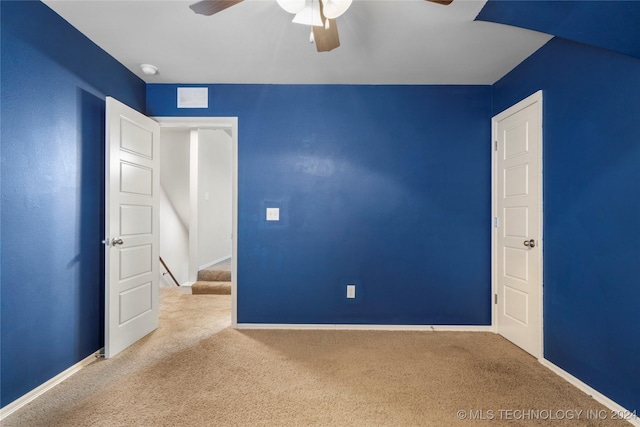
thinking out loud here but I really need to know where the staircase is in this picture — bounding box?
[192,261,232,295]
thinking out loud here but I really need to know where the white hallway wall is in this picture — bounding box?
[159,187,189,285]
[159,129,190,284]
[197,129,232,268]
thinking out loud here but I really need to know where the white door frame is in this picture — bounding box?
[154,116,239,327]
[491,90,544,360]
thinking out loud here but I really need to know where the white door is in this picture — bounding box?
[105,97,160,358]
[493,91,542,358]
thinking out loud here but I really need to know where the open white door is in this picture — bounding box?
[105,97,160,358]
[493,91,543,358]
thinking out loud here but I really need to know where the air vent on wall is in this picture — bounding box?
[177,87,208,108]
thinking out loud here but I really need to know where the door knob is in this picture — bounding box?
[111,238,124,247]
[523,239,536,248]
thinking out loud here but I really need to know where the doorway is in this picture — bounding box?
[155,116,238,327]
[492,91,543,358]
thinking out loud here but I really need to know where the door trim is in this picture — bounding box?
[491,90,544,360]
[154,116,239,327]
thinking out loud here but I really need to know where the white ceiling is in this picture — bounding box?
[43,0,552,85]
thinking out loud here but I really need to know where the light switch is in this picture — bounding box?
[346,284,356,299]
[266,207,280,221]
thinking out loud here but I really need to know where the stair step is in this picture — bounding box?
[197,269,231,282]
[192,281,231,295]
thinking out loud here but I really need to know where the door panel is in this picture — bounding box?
[504,248,528,281]
[120,205,153,235]
[119,283,153,323]
[105,97,160,358]
[494,92,542,358]
[120,162,153,195]
[121,118,154,158]
[119,245,153,279]
[504,286,528,324]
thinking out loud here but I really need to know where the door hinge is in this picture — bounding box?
[494,294,498,304]
[494,140,498,151]
[494,217,499,228]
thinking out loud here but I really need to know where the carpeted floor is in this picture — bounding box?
[193,258,232,294]
[3,289,627,426]
[191,281,232,294]
[203,258,231,273]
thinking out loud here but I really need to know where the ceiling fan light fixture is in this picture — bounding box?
[276,0,305,14]
[292,0,323,26]
[320,0,352,19]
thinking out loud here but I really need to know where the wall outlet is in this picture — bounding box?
[266,207,280,221]
[346,284,356,299]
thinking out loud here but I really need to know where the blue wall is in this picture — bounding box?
[477,0,640,59]
[0,1,145,408]
[148,84,493,325]
[493,37,640,412]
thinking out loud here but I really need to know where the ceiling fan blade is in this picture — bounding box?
[313,1,340,52]
[313,19,340,52]
[425,0,453,5]
[189,0,243,16]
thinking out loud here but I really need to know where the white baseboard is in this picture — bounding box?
[0,350,101,421]
[198,255,231,271]
[236,323,493,332]
[179,281,194,294]
[541,359,639,427]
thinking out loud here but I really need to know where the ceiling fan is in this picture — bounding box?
[189,0,453,52]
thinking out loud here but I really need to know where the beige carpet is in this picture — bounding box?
[197,270,232,282]
[191,281,232,295]
[194,259,232,294]
[3,289,626,427]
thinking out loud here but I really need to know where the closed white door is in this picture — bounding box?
[105,97,160,358]
[493,91,542,358]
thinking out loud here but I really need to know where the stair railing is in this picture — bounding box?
[159,257,180,286]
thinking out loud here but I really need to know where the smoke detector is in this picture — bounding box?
[140,64,158,76]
